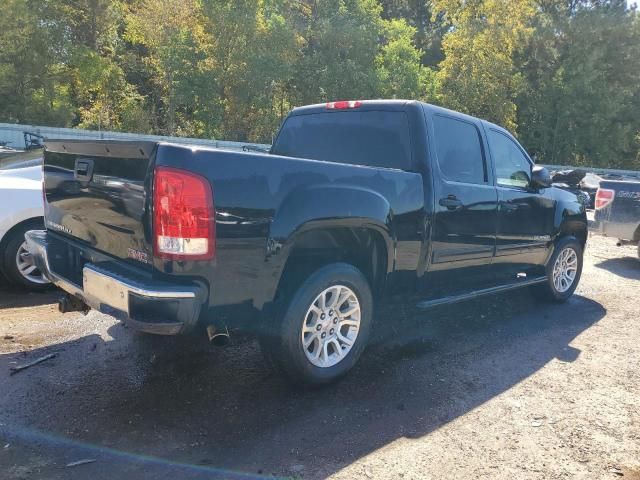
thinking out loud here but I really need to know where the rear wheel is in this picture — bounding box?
[2,221,50,291]
[260,263,373,386]
[533,236,583,303]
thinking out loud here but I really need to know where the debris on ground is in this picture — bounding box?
[9,353,56,375]
[66,459,97,468]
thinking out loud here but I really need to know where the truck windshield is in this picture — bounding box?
[271,111,412,170]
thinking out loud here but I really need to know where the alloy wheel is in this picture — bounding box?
[15,241,49,285]
[552,247,578,293]
[301,285,361,368]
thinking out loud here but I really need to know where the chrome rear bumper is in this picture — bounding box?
[25,230,203,335]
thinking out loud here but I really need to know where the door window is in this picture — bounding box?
[488,130,532,188]
[432,115,486,185]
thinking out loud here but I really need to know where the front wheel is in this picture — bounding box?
[260,263,373,386]
[533,236,583,303]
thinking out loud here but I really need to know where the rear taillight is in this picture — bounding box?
[595,187,615,210]
[153,166,215,260]
[326,100,362,110]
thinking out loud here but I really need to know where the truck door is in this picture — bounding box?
[423,113,498,295]
[484,127,554,279]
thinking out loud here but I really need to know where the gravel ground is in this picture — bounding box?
[0,233,638,480]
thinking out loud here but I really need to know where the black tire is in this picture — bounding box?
[259,263,373,386]
[532,236,583,303]
[1,220,50,291]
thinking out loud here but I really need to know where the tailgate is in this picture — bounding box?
[44,140,156,268]
[597,180,640,223]
[610,181,640,224]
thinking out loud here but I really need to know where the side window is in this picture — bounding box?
[432,115,486,185]
[487,130,532,188]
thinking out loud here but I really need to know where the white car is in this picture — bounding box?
[0,159,50,290]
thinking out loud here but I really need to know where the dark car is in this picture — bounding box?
[26,100,588,385]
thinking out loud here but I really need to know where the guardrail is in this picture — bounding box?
[0,122,270,152]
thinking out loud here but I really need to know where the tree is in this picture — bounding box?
[200,0,298,142]
[0,0,74,126]
[287,0,383,104]
[379,0,448,67]
[433,0,535,131]
[376,19,439,101]
[0,0,638,169]
[124,0,210,135]
[516,1,640,168]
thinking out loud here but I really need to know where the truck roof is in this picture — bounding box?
[289,99,511,135]
[290,99,419,115]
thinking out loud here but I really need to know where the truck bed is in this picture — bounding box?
[43,140,425,315]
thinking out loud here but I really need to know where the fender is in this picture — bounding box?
[256,184,396,307]
[550,188,588,242]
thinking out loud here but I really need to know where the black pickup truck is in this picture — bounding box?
[593,179,640,258]
[26,100,588,385]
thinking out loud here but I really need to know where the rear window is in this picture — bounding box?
[271,111,413,170]
[432,115,486,184]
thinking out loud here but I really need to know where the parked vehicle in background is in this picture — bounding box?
[550,169,593,209]
[593,179,640,259]
[580,172,602,209]
[27,100,587,385]
[0,160,50,290]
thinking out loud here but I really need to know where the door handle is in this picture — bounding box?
[74,158,94,181]
[439,195,463,210]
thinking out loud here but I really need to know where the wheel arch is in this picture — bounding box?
[272,223,391,305]
[0,216,44,258]
[558,218,587,249]
[261,184,396,307]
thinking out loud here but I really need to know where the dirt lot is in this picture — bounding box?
[0,233,639,480]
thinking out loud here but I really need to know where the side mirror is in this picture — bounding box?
[531,165,551,189]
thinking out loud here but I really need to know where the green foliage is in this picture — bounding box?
[288,0,383,104]
[0,0,638,168]
[433,0,535,131]
[517,1,640,169]
[376,19,440,101]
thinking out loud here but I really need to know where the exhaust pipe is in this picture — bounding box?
[206,324,230,347]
